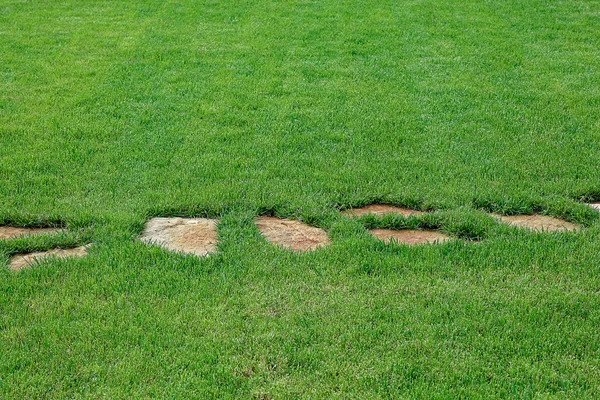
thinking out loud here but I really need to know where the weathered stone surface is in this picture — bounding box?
[369,229,451,245]
[342,204,422,217]
[140,217,218,256]
[8,245,89,271]
[589,203,600,211]
[254,216,330,251]
[492,214,579,232]
[0,226,62,240]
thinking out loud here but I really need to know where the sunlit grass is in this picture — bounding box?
[1,0,600,397]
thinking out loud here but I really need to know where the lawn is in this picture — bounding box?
[1,0,600,398]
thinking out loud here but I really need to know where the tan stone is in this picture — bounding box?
[140,217,218,256]
[0,226,62,240]
[254,216,330,251]
[492,214,579,232]
[342,204,422,217]
[589,203,600,211]
[8,245,89,271]
[369,229,451,245]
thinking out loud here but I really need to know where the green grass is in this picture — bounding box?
[1,0,600,397]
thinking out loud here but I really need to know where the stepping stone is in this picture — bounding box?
[369,229,451,245]
[8,245,89,271]
[492,214,579,232]
[254,216,330,251]
[342,204,422,217]
[140,217,218,256]
[0,226,62,240]
[589,203,600,211]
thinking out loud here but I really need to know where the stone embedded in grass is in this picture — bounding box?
[589,203,600,211]
[8,245,89,271]
[254,216,330,251]
[0,226,63,240]
[140,217,218,256]
[369,229,451,245]
[492,214,579,232]
[342,204,422,217]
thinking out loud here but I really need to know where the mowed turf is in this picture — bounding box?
[1,0,600,398]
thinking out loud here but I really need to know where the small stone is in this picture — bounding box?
[492,214,579,232]
[0,226,63,240]
[255,217,330,251]
[342,204,422,217]
[8,245,89,271]
[369,229,451,245]
[140,217,218,256]
[589,203,600,211]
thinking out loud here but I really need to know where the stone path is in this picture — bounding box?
[1,202,597,269]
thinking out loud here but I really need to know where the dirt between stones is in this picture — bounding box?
[493,214,579,232]
[140,217,218,256]
[369,229,451,245]
[255,216,330,251]
[342,204,422,217]
[0,226,62,240]
[8,245,89,271]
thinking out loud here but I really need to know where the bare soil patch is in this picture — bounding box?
[492,214,579,232]
[8,245,89,271]
[369,229,451,245]
[254,216,330,251]
[0,226,62,240]
[140,217,218,256]
[342,204,422,217]
[589,203,600,211]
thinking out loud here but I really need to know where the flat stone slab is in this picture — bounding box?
[140,217,218,256]
[492,214,579,232]
[369,229,451,245]
[589,203,600,211]
[254,216,330,251]
[8,245,89,271]
[0,226,62,240]
[342,204,422,217]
